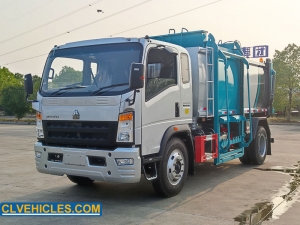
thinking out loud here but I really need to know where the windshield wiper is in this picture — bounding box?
[49,86,86,96]
[92,83,129,96]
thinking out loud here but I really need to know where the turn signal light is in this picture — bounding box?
[119,112,133,121]
[36,112,42,120]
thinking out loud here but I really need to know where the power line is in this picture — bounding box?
[4,53,48,65]
[0,0,152,57]
[0,0,103,44]
[0,0,19,13]
[2,0,222,66]
[111,0,222,36]
[0,0,56,28]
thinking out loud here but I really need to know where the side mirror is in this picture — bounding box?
[129,63,144,90]
[49,68,54,79]
[24,74,33,95]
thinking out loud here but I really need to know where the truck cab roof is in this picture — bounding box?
[53,37,145,50]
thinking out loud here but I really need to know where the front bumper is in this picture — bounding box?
[34,142,141,183]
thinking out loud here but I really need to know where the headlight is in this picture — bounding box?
[116,111,133,143]
[36,111,44,139]
[36,128,44,138]
[118,132,130,142]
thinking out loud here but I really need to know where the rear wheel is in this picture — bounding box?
[67,175,94,186]
[151,138,188,197]
[248,126,267,165]
[239,147,252,164]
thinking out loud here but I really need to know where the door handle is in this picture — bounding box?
[175,102,180,117]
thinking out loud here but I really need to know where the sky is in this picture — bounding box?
[0,0,299,76]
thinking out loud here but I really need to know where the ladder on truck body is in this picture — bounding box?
[206,47,214,117]
[193,47,219,164]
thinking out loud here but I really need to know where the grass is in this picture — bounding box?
[268,116,300,123]
[0,111,36,123]
[0,117,36,123]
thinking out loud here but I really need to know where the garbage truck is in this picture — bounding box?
[24,28,276,197]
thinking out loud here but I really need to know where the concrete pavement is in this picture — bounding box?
[0,124,299,225]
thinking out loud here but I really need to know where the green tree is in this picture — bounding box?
[51,66,82,88]
[0,67,18,90]
[273,44,300,121]
[32,74,42,84]
[14,73,24,84]
[293,92,300,116]
[0,67,19,109]
[2,84,30,120]
[0,67,19,90]
[30,75,42,100]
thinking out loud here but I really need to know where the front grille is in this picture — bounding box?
[43,121,118,147]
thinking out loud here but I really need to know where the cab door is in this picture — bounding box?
[141,44,182,156]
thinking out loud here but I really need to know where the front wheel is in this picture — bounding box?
[151,138,188,197]
[248,126,268,165]
[67,175,95,186]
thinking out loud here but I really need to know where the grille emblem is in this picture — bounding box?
[72,110,80,119]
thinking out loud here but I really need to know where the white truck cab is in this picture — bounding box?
[27,36,193,191]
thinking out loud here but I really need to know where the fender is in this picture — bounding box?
[251,117,272,155]
[142,124,193,160]
[159,124,192,152]
[160,124,194,176]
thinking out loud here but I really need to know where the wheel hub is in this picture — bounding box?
[167,149,185,185]
[258,134,267,157]
[174,161,181,174]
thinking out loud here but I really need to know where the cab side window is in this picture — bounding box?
[181,53,190,84]
[145,48,177,101]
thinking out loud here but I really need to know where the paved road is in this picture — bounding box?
[0,124,299,225]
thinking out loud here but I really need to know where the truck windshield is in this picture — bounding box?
[41,42,143,96]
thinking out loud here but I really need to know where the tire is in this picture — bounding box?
[239,147,252,164]
[67,175,95,186]
[248,126,268,165]
[151,138,189,197]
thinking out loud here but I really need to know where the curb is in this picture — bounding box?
[269,123,300,126]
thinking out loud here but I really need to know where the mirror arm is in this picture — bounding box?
[26,93,33,102]
[126,90,139,106]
